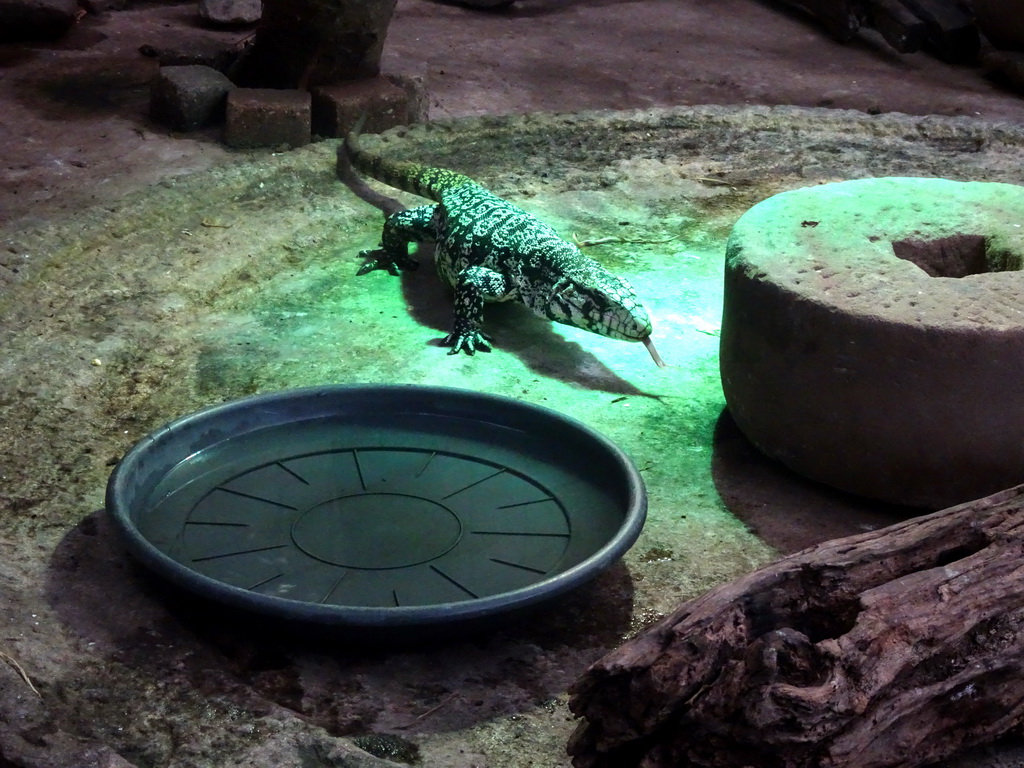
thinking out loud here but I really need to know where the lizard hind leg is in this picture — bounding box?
[356,203,437,275]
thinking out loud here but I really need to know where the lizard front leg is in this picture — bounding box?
[357,204,436,276]
[445,265,514,356]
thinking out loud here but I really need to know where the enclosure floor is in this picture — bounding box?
[2,3,1024,768]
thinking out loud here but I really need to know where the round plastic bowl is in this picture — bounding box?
[105,385,647,636]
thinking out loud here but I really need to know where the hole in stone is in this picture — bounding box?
[891,234,1021,278]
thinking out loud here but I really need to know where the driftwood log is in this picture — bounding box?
[568,485,1024,768]
[778,0,978,61]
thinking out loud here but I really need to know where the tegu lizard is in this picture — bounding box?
[343,125,666,367]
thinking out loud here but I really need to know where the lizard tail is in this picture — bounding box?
[343,115,475,202]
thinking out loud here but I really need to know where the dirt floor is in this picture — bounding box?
[4,1,1024,767]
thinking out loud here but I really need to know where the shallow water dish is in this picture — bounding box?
[106,385,646,635]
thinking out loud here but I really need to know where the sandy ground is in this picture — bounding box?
[3,1,1024,767]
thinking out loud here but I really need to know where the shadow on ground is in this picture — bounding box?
[710,408,921,555]
[47,510,636,740]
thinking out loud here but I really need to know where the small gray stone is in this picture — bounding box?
[311,76,419,138]
[198,0,261,26]
[224,88,311,149]
[0,0,79,42]
[150,64,235,132]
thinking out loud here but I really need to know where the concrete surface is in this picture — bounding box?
[4,1,1024,766]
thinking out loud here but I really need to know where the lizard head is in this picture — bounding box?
[533,252,658,334]
[520,246,667,366]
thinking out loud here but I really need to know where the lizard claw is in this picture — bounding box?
[444,329,494,356]
[356,249,419,276]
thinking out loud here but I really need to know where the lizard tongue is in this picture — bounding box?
[643,336,668,368]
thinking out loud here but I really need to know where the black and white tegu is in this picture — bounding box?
[344,125,666,367]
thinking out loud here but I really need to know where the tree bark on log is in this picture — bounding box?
[567,485,1024,768]
[233,0,398,89]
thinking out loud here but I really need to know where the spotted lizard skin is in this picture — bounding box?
[345,127,655,358]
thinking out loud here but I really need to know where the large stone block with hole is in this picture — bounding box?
[150,64,234,132]
[719,176,1024,508]
[310,74,427,138]
[224,88,311,149]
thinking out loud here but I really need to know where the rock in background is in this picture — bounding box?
[0,0,79,41]
[198,0,261,26]
[149,64,235,132]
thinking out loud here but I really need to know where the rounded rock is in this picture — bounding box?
[198,0,260,26]
[720,176,1024,508]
